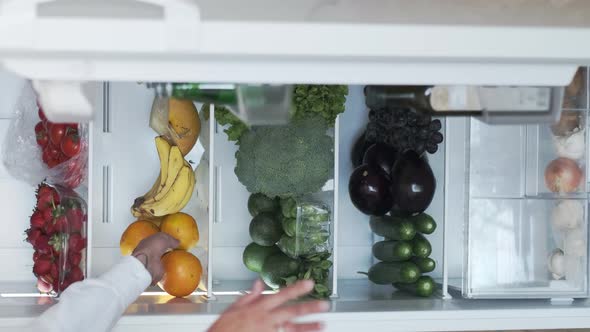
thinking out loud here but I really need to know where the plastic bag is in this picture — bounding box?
[277,196,332,259]
[2,81,88,189]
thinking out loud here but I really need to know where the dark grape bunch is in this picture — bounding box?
[365,107,443,155]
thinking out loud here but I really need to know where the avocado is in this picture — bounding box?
[249,212,284,246]
[243,243,280,273]
[260,252,300,289]
[248,193,279,217]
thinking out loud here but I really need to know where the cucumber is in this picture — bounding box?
[370,216,416,241]
[411,257,436,273]
[359,262,420,285]
[372,240,412,262]
[411,233,432,258]
[394,276,436,297]
[411,213,437,235]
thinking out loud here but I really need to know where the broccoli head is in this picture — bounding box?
[234,117,334,197]
[293,85,348,126]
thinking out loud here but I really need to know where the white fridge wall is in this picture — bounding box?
[0,74,37,287]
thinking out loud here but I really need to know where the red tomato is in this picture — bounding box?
[38,108,47,122]
[49,124,66,145]
[57,152,70,164]
[65,124,78,134]
[47,158,60,169]
[46,143,61,160]
[41,148,51,165]
[34,122,45,135]
[36,130,49,148]
[61,133,81,158]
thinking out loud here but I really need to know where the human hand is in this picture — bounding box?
[132,232,179,285]
[208,279,329,332]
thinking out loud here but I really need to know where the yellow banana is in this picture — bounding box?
[131,174,162,218]
[153,146,184,201]
[136,166,193,217]
[175,167,196,211]
[155,136,171,188]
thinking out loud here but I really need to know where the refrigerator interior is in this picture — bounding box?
[0,69,589,313]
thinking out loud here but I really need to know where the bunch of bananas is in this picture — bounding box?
[132,137,195,218]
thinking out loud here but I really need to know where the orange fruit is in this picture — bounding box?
[120,220,160,255]
[160,212,199,250]
[159,250,202,297]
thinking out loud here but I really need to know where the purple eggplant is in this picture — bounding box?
[390,151,436,216]
[351,132,373,168]
[363,143,398,175]
[349,164,393,216]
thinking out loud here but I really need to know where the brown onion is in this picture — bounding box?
[545,158,583,193]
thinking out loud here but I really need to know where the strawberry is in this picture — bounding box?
[60,279,72,292]
[26,228,42,245]
[68,233,86,253]
[36,188,60,211]
[33,251,42,262]
[36,184,54,200]
[48,233,66,256]
[44,206,65,235]
[68,251,82,266]
[68,266,84,283]
[66,207,84,233]
[30,210,45,229]
[53,215,68,233]
[34,235,52,253]
[37,277,53,293]
[50,262,59,280]
[42,208,53,223]
[33,256,52,276]
[51,278,59,294]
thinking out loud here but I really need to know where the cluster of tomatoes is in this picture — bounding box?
[25,183,88,294]
[35,106,85,188]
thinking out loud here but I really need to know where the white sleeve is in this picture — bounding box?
[30,256,151,332]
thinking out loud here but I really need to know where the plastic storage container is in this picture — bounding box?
[462,73,589,298]
[28,183,88,296]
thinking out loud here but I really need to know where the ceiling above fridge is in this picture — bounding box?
[0,0,589,85]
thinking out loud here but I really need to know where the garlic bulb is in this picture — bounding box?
[553,130,585,160]
[548,249,565,280]
[551,200,584,230]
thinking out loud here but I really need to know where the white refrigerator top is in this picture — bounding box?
[0,0,589,85]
